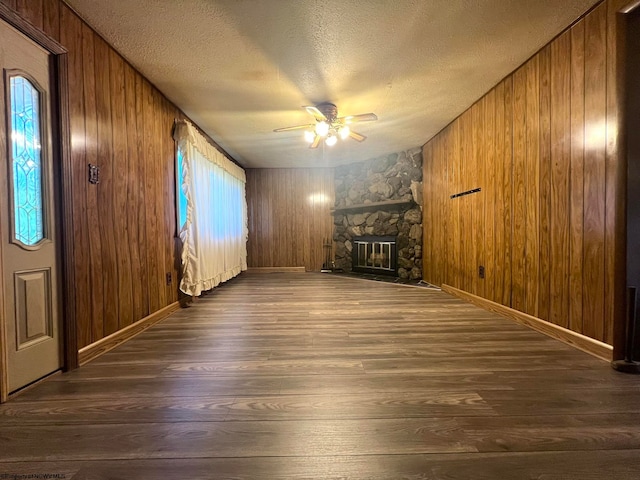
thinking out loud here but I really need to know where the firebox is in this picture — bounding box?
[352,236,397,276]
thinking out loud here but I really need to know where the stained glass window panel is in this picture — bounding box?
[10,76,44,246]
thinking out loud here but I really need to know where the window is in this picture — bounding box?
[176,145,187,233]
[8,75,45,247]
[173,120,247,296]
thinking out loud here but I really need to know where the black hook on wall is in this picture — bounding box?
[450,188,481,199]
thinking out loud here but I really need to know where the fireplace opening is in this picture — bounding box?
[352,236,397,276]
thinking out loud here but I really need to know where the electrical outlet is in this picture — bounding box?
[166,272,172,285]
[478,266,485,279]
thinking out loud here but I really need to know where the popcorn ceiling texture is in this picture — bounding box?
[66,0,598,168]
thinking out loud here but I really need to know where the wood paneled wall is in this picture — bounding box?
[246,169,334,271]
[1,0,185,349]
[423,0,628,346]
[626,12,640,360]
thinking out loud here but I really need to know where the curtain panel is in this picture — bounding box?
[174,120,248,296]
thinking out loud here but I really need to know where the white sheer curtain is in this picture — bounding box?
[174,120,248,296]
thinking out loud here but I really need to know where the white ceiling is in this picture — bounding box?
[65,0,598,169]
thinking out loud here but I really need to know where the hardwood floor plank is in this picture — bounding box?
[3,451,640,480]
[222,392,495,421]
[12,376,283,401]
[165,359,365,376]
[0,272,638,478]
[0,397,232,425]
[459,413,640,453]
[0,418,475,461]
[479,388,640,416]
[362,354,603,373]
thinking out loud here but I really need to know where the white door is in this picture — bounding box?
[0,20,62,393]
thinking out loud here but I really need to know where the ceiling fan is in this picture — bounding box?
[273,102,378,148]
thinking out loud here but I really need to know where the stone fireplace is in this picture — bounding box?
[333,147,423,280]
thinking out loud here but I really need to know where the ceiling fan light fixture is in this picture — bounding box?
[315,121,330,137]
[339,125,350,140]
[304,130,315,143]
[274,103,377,149]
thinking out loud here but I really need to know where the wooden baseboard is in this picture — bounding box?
[247,267,306,273]
[441,284,613,362]
[78,301,180,366]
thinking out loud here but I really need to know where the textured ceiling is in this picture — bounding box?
[65,0,598,168]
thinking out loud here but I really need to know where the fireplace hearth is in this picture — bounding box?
[352,236,397,276]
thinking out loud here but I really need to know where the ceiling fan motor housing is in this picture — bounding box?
[316,102,338,122]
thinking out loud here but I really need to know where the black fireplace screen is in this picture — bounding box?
[352,236,397,276]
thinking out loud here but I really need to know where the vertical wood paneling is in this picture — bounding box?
[466,110,474,294]
[549,32,572,328]
[153,90,167,309]
[459,111,471,292]
[450,121,461,289]
[0,0,16,11]
[433,133,446,287]
[422,0,625,346]
[304,172,313,269]
[443,130,450,286]
[246,169,334,271]
[472,100,485,299]
[422,142,433,283]
[524,57,540,318]
[306,172,315,269]
[569,21,586,334]
[15,0,42,29]
[94,35,118,338]
[259,170,272,267]
[81,23,103,345]
[109,49,133,330]
[124,64,144,324]
[42,0,59,41]
[246,172,256,265]
[502,77,514,307]
[59,5,90,348]
[511,67,527,313]
[484,90,495,303]
[134,73,150,319]
[604,0,628,348]
[538,46,552,322]
[583,4,607,342]
[444,128,453,286]
[492,81,505,304]
[144,83,160,313]
[428,137,437,285]
[284,170,295,267]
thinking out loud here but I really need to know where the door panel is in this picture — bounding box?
[15,269,52,346]
[0,19,61,393]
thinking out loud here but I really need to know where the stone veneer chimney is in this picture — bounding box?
[333,147,423,280]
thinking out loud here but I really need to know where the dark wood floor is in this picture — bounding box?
[1,272,640,479]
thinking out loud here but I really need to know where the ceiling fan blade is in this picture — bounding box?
[304,105,327,122]
[340,113,378,124]
[309,135,321,149]
[349,130,367,142]
[273,124,314,132]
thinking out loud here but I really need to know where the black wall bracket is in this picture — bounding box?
[450,188,481,199]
